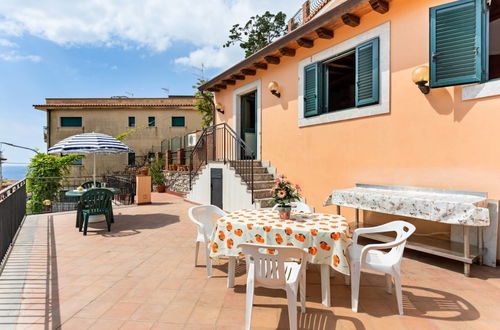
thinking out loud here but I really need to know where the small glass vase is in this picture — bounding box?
[276,205,291,220]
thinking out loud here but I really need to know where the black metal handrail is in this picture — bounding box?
[0,180,26,266]
[189,123,255,203]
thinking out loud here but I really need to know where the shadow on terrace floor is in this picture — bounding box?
[82,212,180,237]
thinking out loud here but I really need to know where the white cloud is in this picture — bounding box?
[0,0,303,68]
[0,38,17,47]
[0,50,41,62]
[175,46,243,69]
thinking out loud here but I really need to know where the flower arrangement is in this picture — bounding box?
[271,175,301,207]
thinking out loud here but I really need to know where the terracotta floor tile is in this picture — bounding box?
[216,307,246,327]
[150,323,184,330]
[60,317,96,329]
[101,302,141,320]
[89,319,125,330]
[159,303,196,324]
[130,304,166,322]
[119,320,154,330]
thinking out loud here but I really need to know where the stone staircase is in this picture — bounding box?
[229,160,276,208]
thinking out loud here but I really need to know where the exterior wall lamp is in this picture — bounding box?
[412,65,430,94]
[268,81,281,98]
[215,102,224,114]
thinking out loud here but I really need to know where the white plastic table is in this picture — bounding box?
[209,208,353,307]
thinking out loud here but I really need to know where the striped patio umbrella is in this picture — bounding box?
[48,132,131,185]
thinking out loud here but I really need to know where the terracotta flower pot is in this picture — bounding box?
[276,205,291,220]
[155,185,166,193]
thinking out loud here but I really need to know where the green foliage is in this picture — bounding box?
[150,158,166,186]
[271,175,301,207]
[223,11,287,57]
[26,153,83,214]
[115,127,138,141]
[193,79,215,127]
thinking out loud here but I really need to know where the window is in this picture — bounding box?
[128,152,135,166]
[72,158,83,166]
[172,116,185,127]
[429,0,500,87]
[303,38,379,117]
[60,117,82,127]
[148,116,156,127]
[128,116,135,127]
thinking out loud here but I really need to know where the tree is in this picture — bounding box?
[223,11,287,57]
[193,79,215,127]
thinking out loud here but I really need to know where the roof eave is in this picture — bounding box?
[199,0,370,91]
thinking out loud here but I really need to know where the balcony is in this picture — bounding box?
[289,0,335,32]
[0,192,498,328]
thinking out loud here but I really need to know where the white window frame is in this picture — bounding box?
[298,22,391,127]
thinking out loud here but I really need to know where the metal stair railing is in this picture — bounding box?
[189,123,255,203]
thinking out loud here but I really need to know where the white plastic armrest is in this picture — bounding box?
[352,222,401,244]
[359,237,407,261]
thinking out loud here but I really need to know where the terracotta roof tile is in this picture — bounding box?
[34,103,194,108]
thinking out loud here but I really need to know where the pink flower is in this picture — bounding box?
[294,184,301,191]
[277,190,287,198]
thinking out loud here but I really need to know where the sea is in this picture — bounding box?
[2,165,28,180]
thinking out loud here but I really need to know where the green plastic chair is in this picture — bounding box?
[81,181,102,189]
[78,189,114,235]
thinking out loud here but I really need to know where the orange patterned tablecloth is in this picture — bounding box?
[209,209,352,275]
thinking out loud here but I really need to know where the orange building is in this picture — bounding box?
[195,0,500,265]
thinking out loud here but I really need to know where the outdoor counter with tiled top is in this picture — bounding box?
[209,208,353,307]
[324,184,495,276]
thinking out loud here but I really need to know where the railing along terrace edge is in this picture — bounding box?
[0,179,27,269]
[25,175,136,215]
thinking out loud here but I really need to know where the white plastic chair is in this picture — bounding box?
[271,201,314,213]
[239,243,308,330]
[348,220,415,315]
[188,205,227,277]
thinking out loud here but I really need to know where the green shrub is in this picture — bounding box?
[26,153,83,214]
[150,158,166,186]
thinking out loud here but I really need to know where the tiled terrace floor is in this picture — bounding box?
[1,193,499,329]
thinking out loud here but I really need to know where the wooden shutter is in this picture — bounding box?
[355,38,379,107]
[303,63,322,117]
[430,0,487,88]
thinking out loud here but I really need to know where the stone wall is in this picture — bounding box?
[164,170,190,195]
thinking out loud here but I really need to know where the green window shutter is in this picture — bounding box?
[355,38,379,107]
[60,117,82,127]
[303,63,322,117]
[148,116,156,127]
[429,0,487,88]
[172,116,185,127]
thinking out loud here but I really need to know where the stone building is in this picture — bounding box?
[34,96,201,176]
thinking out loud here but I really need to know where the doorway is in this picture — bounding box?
[240,90,257,159]
[210,168,223,209]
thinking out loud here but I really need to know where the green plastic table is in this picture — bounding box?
[64,187,120,197]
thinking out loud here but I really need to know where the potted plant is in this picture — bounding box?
[139,166,149,176]
[150,159,166,193]
[271,175,301,220]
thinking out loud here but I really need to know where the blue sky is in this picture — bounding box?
[0,0,302,165]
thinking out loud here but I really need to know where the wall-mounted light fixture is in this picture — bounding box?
[412,65,430,94]
[268,81,281,98]
[215,102,224,114]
